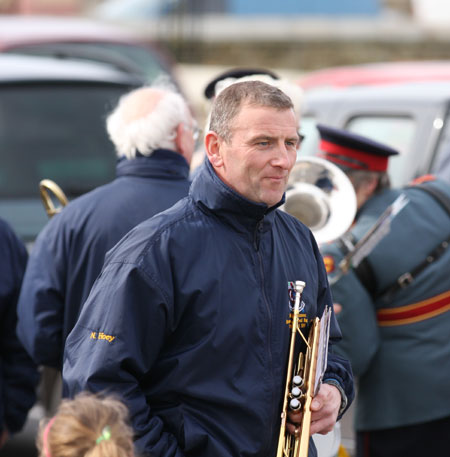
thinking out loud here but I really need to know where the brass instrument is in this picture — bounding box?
[39,179,68,218]
[277,281,330,457]
[281,157,357,245]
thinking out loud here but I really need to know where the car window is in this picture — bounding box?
[297,115,320,160]
[0,83,128,200]
[344,116,416,187]
[431,111,450,183]
[5,42,169,83]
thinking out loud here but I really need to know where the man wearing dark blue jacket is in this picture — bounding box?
[63,81,354,457]
[16,84,195,371]
[0,218,39,448]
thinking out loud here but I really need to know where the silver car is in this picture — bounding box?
[300,80,450,187]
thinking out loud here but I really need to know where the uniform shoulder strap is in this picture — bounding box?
[409,182,450,215]
[355,182,450,301]
[376,181,450,302]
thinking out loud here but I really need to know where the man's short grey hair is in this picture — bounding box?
[106,84,191,159]
[214,75,304,125]
[209,80,295,143]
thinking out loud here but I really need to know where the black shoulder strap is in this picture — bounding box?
[377,182,450,302]
[410,182,450,215]
[355,182,450,301]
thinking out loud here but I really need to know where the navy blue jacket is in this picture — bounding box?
[0,219,39,436]
[63,161,354,457]
[17,150,190,369]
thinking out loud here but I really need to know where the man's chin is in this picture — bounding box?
[263,193,284,208]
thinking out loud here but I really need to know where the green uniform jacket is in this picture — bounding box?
[321,179,450,431]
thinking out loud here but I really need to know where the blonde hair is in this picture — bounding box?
[36,392,134,457]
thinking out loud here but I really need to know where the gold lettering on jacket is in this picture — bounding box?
[286,313,308,329]
[90,331,115,343]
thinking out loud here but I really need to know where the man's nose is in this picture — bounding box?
[272,142,296,169]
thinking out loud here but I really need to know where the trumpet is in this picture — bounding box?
[39,179,68,218]
[277,281,329,457]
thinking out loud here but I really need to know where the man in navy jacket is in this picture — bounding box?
[0,218,39,448]
[63,81,354,457]
[16,84,196,371]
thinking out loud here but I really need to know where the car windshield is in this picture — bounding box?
[0,82,128,199]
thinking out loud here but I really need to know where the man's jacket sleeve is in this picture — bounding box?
[1,223,39,435]
[16,219,67,369]
[63,260,185,457]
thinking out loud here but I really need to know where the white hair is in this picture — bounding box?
[214,74,304,126]
[106,85,191,159]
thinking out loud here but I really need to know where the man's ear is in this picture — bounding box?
[205,131,224,168]
[174,123,185,154]
[366,175,379,196]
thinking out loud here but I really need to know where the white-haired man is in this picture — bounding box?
[17,85,196,371]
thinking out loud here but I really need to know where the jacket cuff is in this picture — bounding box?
[323,378,348,418]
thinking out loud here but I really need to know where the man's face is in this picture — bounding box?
[206,104,299,207]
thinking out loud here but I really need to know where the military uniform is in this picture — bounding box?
[316,124,450,457]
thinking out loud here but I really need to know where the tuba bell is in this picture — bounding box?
[39,179,69,218]
[281,157,357,245]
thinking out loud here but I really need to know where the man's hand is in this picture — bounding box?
[286,383,341,437]
[333,303,342,315]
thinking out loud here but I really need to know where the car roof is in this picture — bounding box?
[298,61,450,90]
[304,80,450,106]
[0,53,144,85]
[0,15,146,49]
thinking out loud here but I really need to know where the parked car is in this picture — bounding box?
[299,80,450,188]
[0,15,178,85]
[0,53,143,245]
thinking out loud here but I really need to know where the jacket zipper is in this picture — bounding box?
[254,219,276,455]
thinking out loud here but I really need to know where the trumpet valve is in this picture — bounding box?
[289,397,302,411]
[292,374,304,388]
[291,386,302,399]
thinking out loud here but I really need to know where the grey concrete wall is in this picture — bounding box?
[165,37,450,71]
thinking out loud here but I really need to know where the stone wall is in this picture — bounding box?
[164,36,450,71]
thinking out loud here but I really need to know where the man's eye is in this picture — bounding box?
[286,141,297,148]
[257,141,270,147]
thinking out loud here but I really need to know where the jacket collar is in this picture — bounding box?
[116,149,190,181]
[189,159,284,233]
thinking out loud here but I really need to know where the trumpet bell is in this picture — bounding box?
[282,157,357,244]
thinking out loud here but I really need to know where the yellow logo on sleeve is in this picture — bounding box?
[90,331,116,343]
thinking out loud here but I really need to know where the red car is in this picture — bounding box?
[297,60,450,90]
